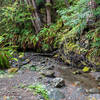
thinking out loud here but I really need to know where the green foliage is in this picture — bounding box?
[0,0,100,67]
[57,0,90,54]
[57,0,91,61]
[63,42,87,54]
[53,0,66,10]
[45,2,52,7]
[57,0,90,35]
[0,0,62,52]
[0,1,34,51]
[2,23,61,52]
[37,24,60,51]
[0,34,16,69]
[0,1,32,35]
[28,84,49,100]
[57,0,100,65]
[82,66,91,72]
[36,0,44,6]
[0,35,10,69]
[0,70,5,74]
[86,26,100,58]
[0,51,10,69]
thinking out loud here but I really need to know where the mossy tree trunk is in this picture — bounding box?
[46,0,52,25]
[65,0,69,7]
[26,0,42,33]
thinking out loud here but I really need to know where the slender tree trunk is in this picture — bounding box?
[26,0,38,33]
[65,0,69,7]
[31,0,42,31]
[46,0,51,25]
[25,0,42,33]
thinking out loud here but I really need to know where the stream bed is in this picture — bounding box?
[0,52,100,100]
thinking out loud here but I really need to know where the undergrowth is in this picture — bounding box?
[57,0,100,65]
[28,84,49,100]
[0,0,100,67]
[0,1,62,52]
[0,34,16,69]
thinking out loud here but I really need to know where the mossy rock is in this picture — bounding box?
[82,67,91,73]
[8,68,19,74]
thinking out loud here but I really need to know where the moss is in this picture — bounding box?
[8,68,18,74]
[82,67,91,73]
[45,2,52,7]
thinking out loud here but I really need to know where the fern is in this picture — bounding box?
[57,0,90,35]
[0,34,16,69]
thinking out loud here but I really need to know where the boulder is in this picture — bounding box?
[40,70,55,78]
[52,77,65,88]
[48,88,65,100]
[88,88,100,94]
[89,72,100,81]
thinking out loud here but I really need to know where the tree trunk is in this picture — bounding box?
[46,0,51,25]
[65,0,69,7]
[31,0,42,31]
[26,0,42,33]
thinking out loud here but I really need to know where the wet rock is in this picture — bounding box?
[90,72,100,81]
[98,82,100,86]
[41,60,46,64]
[88,88,100,94]
[12,63,19,67]
[17,70,24,74]
[18,96,22,100]
[21,61,36,70]
[21,59,30,65]
[72,70,82,75]
[77,87,86,93]
[7,68,19,74]
[48,88,65,100]
[46,65,55,70]
[52,77,65,88]
[40,70,55,78]
[96,76,100,81]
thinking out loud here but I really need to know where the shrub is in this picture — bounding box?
[0,35,15,69]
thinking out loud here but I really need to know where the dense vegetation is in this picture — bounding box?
[0,0,100,69]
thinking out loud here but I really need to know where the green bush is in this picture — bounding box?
[0,1,32,35]
[0,51,10,69]
[0,35,15,69]
[57,0,100,64]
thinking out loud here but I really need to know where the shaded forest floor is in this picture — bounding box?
[0,52,100,100]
